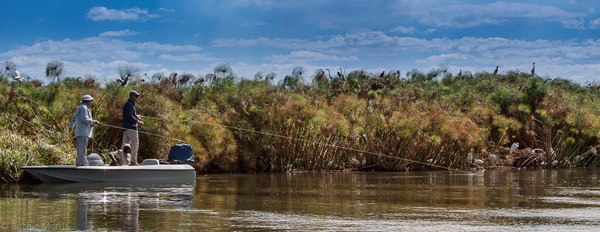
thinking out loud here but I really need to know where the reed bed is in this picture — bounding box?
[1,67,600,182]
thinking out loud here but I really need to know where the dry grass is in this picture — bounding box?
[1,68,600,182]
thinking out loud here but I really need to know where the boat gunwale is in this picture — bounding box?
[21,165,196,183]
[21,165,195,171]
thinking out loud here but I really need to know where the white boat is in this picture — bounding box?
[22,163,196,183]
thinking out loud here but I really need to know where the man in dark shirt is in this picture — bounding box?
[122,90,144,165]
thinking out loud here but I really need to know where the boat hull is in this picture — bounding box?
[21,165,196,183]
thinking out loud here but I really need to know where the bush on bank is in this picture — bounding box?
[1,67,600,182]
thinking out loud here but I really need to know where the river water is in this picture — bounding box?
[1,169,599,231]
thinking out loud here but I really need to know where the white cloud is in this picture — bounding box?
[425,28,437,34]
[562,18,586,29]
[222,32,600,66]
[213,37,313,49]
[215,31,430,50]
[417,53,476,64]
[267,51,359,63]
[390,26,416,34]
[406,2,586,28]
[213,31,600,82]
[8,56,53,78]
[159,53,217,62]
[99,29,139,37]
[134,42,203,53]
[6,56,151,82]
[158,8,175,12]
[87,6,160,22]
[0,37,203,61]
[2,38,138,60]
[68,60,150,80]
[0,36,205,81]
[137,61,345,83]
[589,18,600,29]
[228,62,402,83]
[214,31,441,57]
[229,62,342,82]
[544,63,600,82]
[417,37,600,65]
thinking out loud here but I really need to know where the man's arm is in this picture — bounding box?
[69,108,78,130]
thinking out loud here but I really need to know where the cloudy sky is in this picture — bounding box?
[1,0,600,83]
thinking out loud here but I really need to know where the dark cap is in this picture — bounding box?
[129,90,140,97]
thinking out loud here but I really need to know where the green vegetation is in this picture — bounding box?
[2,62,600,182]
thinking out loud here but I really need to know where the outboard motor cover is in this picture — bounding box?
[168,144,194,163]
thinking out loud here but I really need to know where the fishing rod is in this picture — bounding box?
[141,116,474,174]
[96,122,187,143]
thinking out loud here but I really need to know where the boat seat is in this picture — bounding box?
[87,153,105,166]
[140,159,160,165]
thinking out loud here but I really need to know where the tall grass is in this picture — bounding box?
[0,131,74,182]
[1,67,600,182]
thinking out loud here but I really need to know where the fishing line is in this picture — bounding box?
[142,116,473,174]
[96,122,187,143]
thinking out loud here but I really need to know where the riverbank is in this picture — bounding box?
[2,66,600,182]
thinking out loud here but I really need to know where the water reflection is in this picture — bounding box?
[1,169,600,231]
[26,181,195,231]
[191,169,600,231]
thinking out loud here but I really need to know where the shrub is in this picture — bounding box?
[0,131,74,182]
[489,87,524,115]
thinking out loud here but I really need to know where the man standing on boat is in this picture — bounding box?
[69,95,99,166]
[122,90,144,165]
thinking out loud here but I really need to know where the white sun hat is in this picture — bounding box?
[81,95,94,101]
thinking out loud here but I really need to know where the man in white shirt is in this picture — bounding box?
[69,95,99,166]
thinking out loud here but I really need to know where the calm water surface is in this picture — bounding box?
[1,169,599,231]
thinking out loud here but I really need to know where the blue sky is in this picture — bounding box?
[1,0,600,83]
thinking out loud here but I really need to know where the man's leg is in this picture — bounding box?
[124,130,139,164]
[122,130,131,149]
[76,136,89,166]
[131,130,139,164]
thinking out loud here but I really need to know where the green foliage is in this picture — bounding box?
[489,87,524,114]
[407,69,431,83]
[1,64,600,182]
[280,75,302,90]
[524,77,548,113]
[0,131,74,182]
